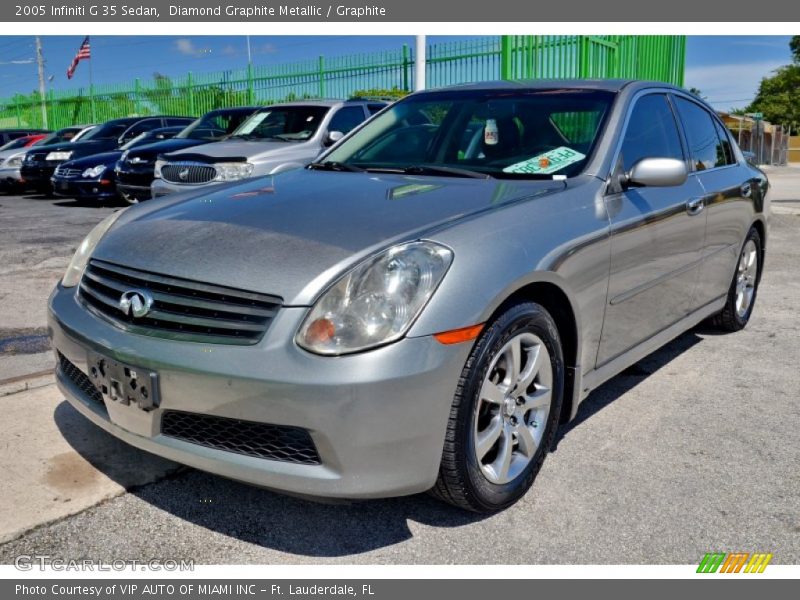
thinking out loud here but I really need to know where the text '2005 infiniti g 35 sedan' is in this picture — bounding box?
[48,80,769,512]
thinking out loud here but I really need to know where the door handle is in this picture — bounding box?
[686,197,705,216]
[741,182,752,197]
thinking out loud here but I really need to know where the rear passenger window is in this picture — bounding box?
[328,107,366,135]
[367,104,386,115]
[674,97,723,171]
[712,119,735,166]
[620,94,684,172]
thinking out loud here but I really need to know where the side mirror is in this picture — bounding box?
[626,158,687,188]
[324,130,344,147]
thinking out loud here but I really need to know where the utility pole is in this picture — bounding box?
[35,36,48,129]
[415,35,426,91]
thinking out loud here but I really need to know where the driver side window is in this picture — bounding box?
[620,94,684,172]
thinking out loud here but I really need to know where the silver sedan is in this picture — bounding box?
[48,80,768,512]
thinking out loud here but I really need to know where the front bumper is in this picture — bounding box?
[151,177,223,198]
[51,177,118,201]
[49,284,469,499]
[20,163,58,187]
[0,167,23,189]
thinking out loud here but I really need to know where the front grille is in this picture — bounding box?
[57,352,103,407]
[161,410,321,465]
[54,166,81,178]
[161,162,217,184]
[79,259,281,345]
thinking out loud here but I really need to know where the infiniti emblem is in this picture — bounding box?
[178,168,189,181]
[118,289,153,318]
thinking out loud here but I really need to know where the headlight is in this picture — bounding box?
[4,155,23,168]
[154,159,166,178]
[82,165,106,178]
[297,241,453,355]
[214,162,254,181]
[61,210,126,287]
[46,151,73,161]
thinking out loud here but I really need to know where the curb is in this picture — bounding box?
[0,369,55,397]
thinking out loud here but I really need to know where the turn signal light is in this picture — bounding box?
[433,323,484,345]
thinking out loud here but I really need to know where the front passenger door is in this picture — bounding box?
[597,93,707,366]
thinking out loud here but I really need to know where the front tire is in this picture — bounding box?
[431,301,564,512]
[711,227,762,332]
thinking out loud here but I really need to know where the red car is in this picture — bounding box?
[0,134,48,152]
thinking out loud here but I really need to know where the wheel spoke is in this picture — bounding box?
[522,385,552,411]
[490,424,514,481]
[481,380,506,405]
[475,416,503,459]
[515,424,538,457]
[505,336,522,385]
[515,344,542,394]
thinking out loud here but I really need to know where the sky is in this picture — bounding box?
[0,35,794,112]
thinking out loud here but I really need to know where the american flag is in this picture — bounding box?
[66,37,91,80]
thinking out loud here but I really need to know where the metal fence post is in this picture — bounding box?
[318,55,326,98]
[247,63,255,105]
[187,72,195,116]
[402,44,410,91]
[134,78,141,115]
[500,36,513,80]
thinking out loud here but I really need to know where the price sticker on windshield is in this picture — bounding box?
[503,146,586,175]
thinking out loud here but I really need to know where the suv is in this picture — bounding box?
[20,116,193,193]
[115,106,260,203]
[151,100,385,197]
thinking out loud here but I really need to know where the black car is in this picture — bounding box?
[114,106,260,203]
[50,127,184,204]
[20,116,192,192]
[40,124,97,145]
[0,128,50,146]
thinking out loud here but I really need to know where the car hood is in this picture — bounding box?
[93,169,565,305]
[164,139,312,161]
[125,138,211,161]
[0,148,23,161]
[31,139,118,158]
[62,151,123,170]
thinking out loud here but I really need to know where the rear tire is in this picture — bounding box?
[430,301,564,512]
[711,227,762,332]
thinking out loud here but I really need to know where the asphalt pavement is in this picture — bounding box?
[0,170,798,564]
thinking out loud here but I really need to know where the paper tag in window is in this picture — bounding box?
[484,119,499,146]
[503,146,586,175]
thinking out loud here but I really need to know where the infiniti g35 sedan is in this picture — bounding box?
[49,80,769,512]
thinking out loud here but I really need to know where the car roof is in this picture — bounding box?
[421,79,682,94]
[258,99,377,108]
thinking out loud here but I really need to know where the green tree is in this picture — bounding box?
[745,37,800,129]
[790,35,800,63]
[746,64,800,129]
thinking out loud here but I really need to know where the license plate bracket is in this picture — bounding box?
[87,352,160,412]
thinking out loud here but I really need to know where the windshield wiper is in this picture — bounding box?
[308,161,365,173]
[364,165,492,179]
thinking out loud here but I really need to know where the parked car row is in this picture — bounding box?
[2,99,386,205]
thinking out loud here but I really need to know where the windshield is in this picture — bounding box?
[79,122,130,142]
[230,106,329,142]
[177,110,254,141]
[321,89,614,179]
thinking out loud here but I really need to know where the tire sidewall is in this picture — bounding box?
[458,302,564,510]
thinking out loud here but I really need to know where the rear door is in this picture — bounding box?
[597,92,707,366]
[671,94,756,308]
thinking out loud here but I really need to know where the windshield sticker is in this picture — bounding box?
[502,146,586,175]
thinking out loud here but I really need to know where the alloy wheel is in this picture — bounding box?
[473,332,553,484]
